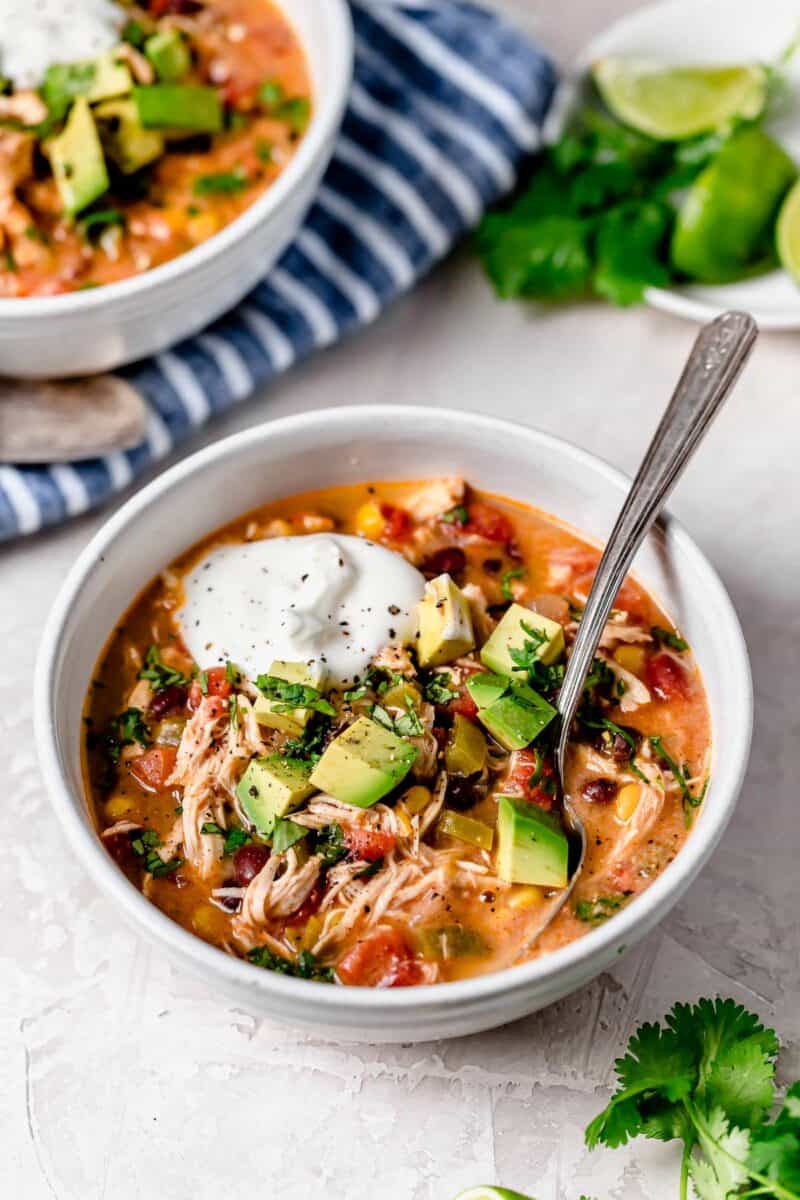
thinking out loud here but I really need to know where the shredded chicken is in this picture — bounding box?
[462,582,496,644]
[608,760,666,868]
[0,92,47,126]
[598,620,652,649]
[0,130,34,193]
[403,476,464,522]
[601,654,652,713]
[234,847,324,945]
[372,642,416,676]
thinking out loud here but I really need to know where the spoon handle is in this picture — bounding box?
[556,310,758,768]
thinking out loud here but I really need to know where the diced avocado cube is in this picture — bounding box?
[417,573,475,668]
[133,84,223,132]
[145,30,192,83]
[236,755,315,836]
[496,795,569,888]
[87,50,133,102]
[477,681,557,751]
[309,716,417,808]
[95,99,164,173]
[445,713,487,776]
[480,603,565,678]
[465,671,508,710]
[47,97,110,216]
[254,660,326,736]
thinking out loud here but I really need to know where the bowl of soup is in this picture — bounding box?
[0,0,352,377]
[34,406,752,1041]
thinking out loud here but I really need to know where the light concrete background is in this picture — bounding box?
[2,3,798,1197]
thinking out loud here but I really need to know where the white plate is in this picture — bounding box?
[548,0,800,330]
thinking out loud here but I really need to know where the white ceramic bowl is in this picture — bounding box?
[0,0,353,379]
[34,406,752,1043]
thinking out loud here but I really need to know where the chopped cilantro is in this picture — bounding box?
[200,821,225,836]
[652,626,690,652]
[423,673,459,705]
[501,567,527,600]
[198,670,209,695]
[441,504,468,525]
[246,944,334,982]
[225,660,241,685]
[223,828,251,855]
[371,698,422,738]
[649,734,708,820]
[575,894,626,924]
[255,674,335,716]
[78,209,125,242]
[193,169,248,195]
[314,823,346,866]
[104,707,150,765]
[282,716,330,765]
[138,645,190,692]
[130,828,181,877]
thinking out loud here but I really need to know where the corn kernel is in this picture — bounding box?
[192,905,218,940]
[265,518,293,538]
[105,794,133,820]
[355,500,385,540]
[394,806,413,837]
[285,925,304,951]
[302,914,323,950]
[616,783,641,822]
[614,645,646,675]
[295,512,335,533]
[402,785,431,815]
[187,212,220,244]
[508,885,545,909]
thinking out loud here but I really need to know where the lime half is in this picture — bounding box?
[453,1189,535,1200]
[592,58,767,140]
[777,178,800,284]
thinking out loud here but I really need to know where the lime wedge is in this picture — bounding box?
[777,178,800,283]
[592,58,767,140]
[453,1190,534,1200]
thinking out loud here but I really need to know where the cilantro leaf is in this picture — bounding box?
[501,567,527,601]
[138,645,190,692]
[246,945,334,983]
[255,674,335,716]
[593,200,672,307]
[652,626,690,652]
[574,894,626,925]
[314,823,346,866]
[423,673,459,705]
[748,1083,800,1195]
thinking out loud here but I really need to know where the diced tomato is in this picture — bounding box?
[337,928,424,988]
[148,0,201,14]
[466,502,513,545]
[130,745,178,791]
[345,827,396,862]
[188,667,232,711]
[645,652,689,702]
[380,504,412,541]
[505,748,556,811]
[450,691,479,721]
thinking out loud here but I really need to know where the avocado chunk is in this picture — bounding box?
[467,673,557,751]
[236,755,315,836]
[47,97,110,216]
[133,84,223,132]
[87,50,133,102]
[145,30,192,83]
[309,716,417,808]
[481,603,565,679]
[496,796,569,888]
[417,573,475,668]
[254,660,328,737]
[445,712,487,776]
[95,99,165,173]
[466,671,508,710]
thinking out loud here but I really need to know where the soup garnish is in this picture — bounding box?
[84,480,711,987]
[0,0,311,296]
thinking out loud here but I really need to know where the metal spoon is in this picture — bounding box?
[520,310,758,952]
[0,375,148,463]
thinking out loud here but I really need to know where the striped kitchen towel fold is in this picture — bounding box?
[0,0,555,542]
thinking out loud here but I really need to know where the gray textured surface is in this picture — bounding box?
[2,3,798,1196]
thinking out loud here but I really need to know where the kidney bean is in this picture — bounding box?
[582,778,618,804]
[234,843,269,886]
[422,546,467,579]
[149,685,188,720]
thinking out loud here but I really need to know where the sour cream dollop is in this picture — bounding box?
[178,534,427,688]
[0,0,123,89]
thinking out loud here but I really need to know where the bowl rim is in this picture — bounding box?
[34,405,753,1016]
[0,0,353,320]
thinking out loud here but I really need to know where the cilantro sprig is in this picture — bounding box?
[138,645,190,692]
[585,998,800,1200]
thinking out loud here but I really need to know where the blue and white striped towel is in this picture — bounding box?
[0,1,555,542]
